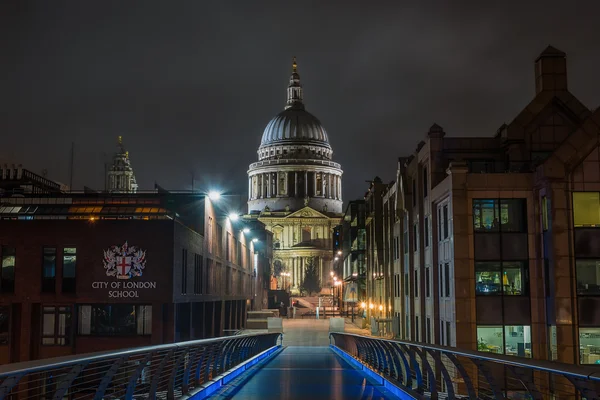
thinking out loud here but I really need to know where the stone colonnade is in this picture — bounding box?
[249,171,342,201]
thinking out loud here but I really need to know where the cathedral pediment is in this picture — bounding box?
[285,206,329,219]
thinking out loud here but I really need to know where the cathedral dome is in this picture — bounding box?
[259,57,330,151]
[260,106,330,148]
[248,57,343,215]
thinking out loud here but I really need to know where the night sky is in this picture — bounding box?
[1,1,599,203]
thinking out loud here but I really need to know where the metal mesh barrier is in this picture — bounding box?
[330,333,600,399]
[0,333,281,400]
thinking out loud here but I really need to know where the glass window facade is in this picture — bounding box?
[576,260,600,295]
[477,326,503,354]
[78,305,152,336]
[42,247,56,293]
[580,328,600,364]
[473,199,527,233]
[573,192,600,227]
[505,325,532,358]
[1,247,15,293]
[477,325,531,358]
[62,247,76,293]
[42,306,71,346]
[475,261,525,295]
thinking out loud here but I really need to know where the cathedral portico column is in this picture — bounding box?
[260,174,264,198]
[331,175,334,199]
[319,257,323,282]
[248,177,252,200]
[304,171,308,197]
[294,258,298,287]
[292,258,295,287]
[332,175,337,199]
[293,171,298,197]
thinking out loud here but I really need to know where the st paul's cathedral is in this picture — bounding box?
[245,58,343,294]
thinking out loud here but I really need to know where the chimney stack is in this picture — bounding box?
[535,45,567,95]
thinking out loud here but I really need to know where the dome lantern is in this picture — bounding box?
[286,56,304,110]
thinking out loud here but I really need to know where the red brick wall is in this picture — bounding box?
[0,219,176,363]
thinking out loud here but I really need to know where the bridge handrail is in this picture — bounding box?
[0,332,282,399]
[331,332,600,380]
[330,332,600,399]
[0,333,270,377]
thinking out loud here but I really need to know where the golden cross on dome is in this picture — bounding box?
[292,56,297,73]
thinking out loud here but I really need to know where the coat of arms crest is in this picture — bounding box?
[103,241,147,280]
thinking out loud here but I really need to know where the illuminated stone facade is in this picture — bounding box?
[246,59,342,293]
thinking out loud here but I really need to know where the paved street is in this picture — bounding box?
[280,319,331,346]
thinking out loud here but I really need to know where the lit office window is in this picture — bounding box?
[473,199,526,232]
[504,325,532,358]
[573,192,600,227]
[475,261,525,295]
[580,328,600,364]
[477,326,503,354]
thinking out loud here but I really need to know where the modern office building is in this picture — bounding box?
[0,182,271,365]
[386,46,600,365]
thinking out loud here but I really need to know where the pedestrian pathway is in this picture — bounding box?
[210,317,401,399]
[210,346,400,399]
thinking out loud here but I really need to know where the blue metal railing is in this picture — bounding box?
[0,333,281,400]
[330,332,600,399]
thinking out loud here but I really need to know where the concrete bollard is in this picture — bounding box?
[267,317,283,333]
[329,317,345,333]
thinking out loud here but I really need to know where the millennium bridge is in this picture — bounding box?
[0,320,598,399]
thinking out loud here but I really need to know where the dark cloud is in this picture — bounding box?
[1,1,599,201]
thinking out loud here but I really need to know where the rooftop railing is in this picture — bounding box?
[0,333,281,400]
[249,158,342,170]
[330,332,600,399]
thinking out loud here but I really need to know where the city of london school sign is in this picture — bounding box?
[91,241,157,298]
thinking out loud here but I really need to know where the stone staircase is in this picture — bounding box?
[302,295,335,312]
[245,310,278,330]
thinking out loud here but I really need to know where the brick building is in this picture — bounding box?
[373,46,600,365]
[0,188,271,365]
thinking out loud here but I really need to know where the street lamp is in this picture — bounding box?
[208,191,221,201]
[243,228,250,234]
[228,213,239,221]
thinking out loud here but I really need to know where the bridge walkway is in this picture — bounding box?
[210,346,399,400]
